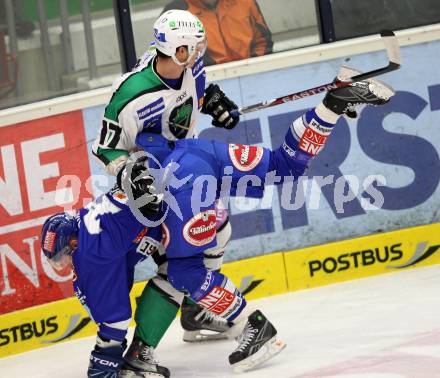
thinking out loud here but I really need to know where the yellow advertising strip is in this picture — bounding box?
[0,295,95,358]
[285,222,440,292]
[0,281,148,358]
[0,253,287,358]
[2,223,439,358]
[220,252,288,300]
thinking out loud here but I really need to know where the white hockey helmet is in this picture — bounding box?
[153,9,207,66]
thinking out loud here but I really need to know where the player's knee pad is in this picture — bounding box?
[195,270,246,321]
[270,107,335,179]
[167,256,208,296]
[204,219,231,271]
[168,257,246,321]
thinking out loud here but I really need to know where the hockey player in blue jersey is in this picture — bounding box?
[120,67,395,375]
[40,161,175,378]
[41,156,232,378]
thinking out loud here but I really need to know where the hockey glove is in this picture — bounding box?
[116,158,162,217]
[88,338,126,378]
[202,84,239,129]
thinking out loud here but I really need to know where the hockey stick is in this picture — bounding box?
[231,30,401,116]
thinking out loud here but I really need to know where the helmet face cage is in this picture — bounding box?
[47,245,75,271]
[153,10,207,66]
[41,212,78,270]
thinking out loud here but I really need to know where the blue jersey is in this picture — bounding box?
[135,107,332,320]
[71,188,164,341]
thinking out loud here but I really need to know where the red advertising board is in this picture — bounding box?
[0,111,92,314]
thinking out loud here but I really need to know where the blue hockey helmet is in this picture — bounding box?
[41,212,78,270]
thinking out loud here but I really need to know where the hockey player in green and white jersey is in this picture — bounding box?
[91,9,238,378]
[92,10,238,176]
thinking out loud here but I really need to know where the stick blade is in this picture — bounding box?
[380,29,401,65]
[380,29,395,37]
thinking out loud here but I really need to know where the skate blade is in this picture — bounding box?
[119,369,168,378]
[183,329,229,342]
[232,336,286,373]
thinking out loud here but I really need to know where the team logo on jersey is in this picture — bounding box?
[228,144,264,172]
[169,97,194,139]
[183,210,217,246]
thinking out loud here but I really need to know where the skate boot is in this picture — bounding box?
[181,300,233,342]
[229,310,286,373]
[324,66,395,118]
[118,337,170,378]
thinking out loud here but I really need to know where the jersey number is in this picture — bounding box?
[99,120,122,148]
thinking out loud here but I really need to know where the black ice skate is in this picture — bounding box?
[323,66,395,117]
[181,300,233,342]
[118,337,170,378]
[229,310,286,373]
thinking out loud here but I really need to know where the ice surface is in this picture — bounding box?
[2,265,440,377]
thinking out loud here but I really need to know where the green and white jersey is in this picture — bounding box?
[92,50,206,168]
